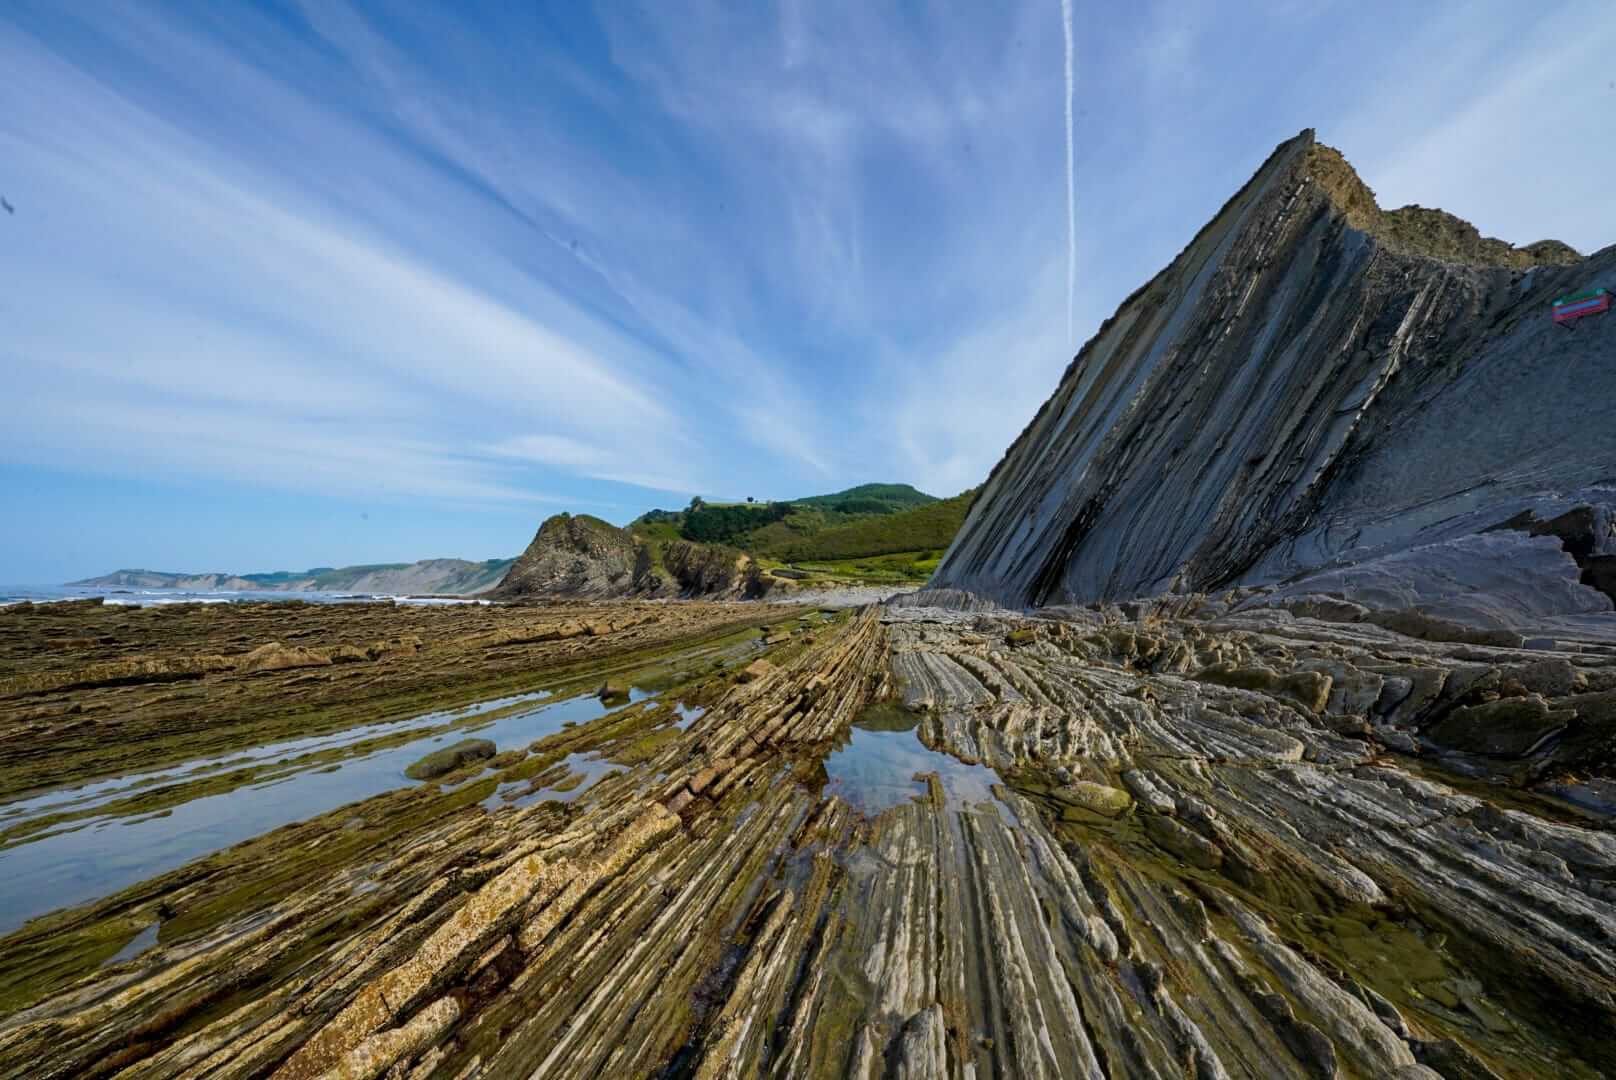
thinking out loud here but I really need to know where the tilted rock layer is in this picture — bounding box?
[3,601,1614,1077]
[934,129,1615,633]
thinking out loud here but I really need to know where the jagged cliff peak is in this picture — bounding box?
[1302,137,1581,269]
[933,129,1614,638]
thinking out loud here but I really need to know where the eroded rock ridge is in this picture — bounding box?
[933,129,1614,637]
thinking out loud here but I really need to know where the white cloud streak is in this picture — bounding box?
[4,0,1609,557]
[1061,0,1076,348]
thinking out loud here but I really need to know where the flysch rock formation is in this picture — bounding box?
[2,132,1613,1078]
[933,129,1615,640]
[4,600,1614,1077]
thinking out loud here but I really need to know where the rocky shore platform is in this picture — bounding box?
[0,594,1610,1077]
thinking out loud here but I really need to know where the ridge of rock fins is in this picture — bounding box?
[932,128,1614,640]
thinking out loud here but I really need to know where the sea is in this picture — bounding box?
[0,584,490,608]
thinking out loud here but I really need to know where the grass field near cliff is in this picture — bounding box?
[772,490,974,562]
[782,550,945,583]
[628,483,975,573]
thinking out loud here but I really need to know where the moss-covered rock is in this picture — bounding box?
[404,738,497,781]
[1050,781,1133,817]
[1144,814,1223,869]
[1193,662,1332,714]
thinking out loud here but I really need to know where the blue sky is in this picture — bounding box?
[3,2,1612,583]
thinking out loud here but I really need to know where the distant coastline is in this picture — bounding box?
[0,583,493,607]
[66,557,514,597]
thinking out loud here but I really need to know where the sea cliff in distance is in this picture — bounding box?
[68,558,515,597]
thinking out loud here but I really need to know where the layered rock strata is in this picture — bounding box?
[2,599,1612,1077]
[4,132,1614,1078]
[933,130,1615,634]
[0,598,791,801]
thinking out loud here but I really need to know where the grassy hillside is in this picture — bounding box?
[615,482,974,588]
[628,483,942,554]
[776,489,976,562]
[787,483,937,514]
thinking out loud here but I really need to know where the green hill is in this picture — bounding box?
[777,489,976,561]
[787,483,937,514]
[628,483,940,553]
[622,483,975,586]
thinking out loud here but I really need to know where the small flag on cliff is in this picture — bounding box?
[1552,288,1609,325]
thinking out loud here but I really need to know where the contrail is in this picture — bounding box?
[1061,0,1075,346]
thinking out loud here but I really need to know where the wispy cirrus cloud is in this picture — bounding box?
[2,0,1609,583]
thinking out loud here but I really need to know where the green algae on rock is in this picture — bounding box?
[403,738,496,781]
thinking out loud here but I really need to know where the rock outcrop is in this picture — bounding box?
[5,601,1615,1077]
[934,129,1615,639]
[492,514,644,600]
[404,738,496,780]
[493,514,767,602]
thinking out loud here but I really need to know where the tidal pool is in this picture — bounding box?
[822,704,1012,817]
[0,689,647,934]
[0,688,560,829]
[671,702,706,730]
[481,750,621,813]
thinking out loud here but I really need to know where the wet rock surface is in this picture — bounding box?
[404,739,497,781]
[0,597,788,802]
[0,597,1610,1077]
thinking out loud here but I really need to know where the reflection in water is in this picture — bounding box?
[822,706,1011,817]
[0,688,562,828]
[481,751,619,812]
[100,922,159,968]
[0,690,646,934]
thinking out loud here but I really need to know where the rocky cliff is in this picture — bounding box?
[934,130,1614,638]
[492,513,764,601]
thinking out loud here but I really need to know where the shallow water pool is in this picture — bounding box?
[821,705,1012,817]
[0,689,646,934]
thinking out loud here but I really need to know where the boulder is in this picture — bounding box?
[1051,781,1133,817]
[404,738,497,781]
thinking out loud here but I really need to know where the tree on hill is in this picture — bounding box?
[680,501,794,544]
